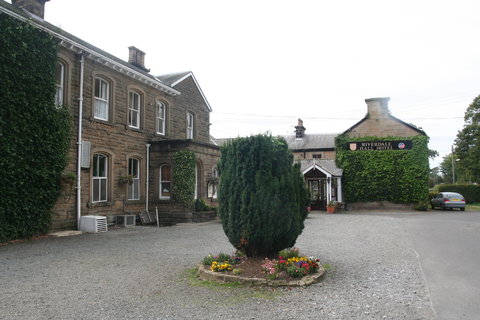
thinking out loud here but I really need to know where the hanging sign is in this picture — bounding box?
[348,140,413,151]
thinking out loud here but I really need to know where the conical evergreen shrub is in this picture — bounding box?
[218,134,309,257]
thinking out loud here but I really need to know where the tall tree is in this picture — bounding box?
[454,95,480,183]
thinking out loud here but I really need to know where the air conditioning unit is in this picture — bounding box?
[116,215,136,227]
[80,215,108,233]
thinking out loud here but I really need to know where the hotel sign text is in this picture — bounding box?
[348,140,413,151]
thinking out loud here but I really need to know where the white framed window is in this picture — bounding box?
[129,91,141,128]
[186,112,194,139]
[208,168,218,199]
[128,158,140,200]
[94,77,109,121]
[159,164,171,200]
[55,61,65,107]
[156,100,166,135]
[92,154,108,202]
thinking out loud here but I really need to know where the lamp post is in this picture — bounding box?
[451,146,460,184]
[452,146,455,184]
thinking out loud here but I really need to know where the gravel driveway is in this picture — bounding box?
[0,212,434,320]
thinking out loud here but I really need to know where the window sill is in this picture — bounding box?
[88,201,112,208]
[91,118,114,127]
[125,199,144,205]
[125,125,144,133]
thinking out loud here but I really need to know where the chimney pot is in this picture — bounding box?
[128,46,149,72]
[12,0,49,19]
[295,119,306,138]
[365,97,390,118]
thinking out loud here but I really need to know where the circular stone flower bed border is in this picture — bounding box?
[196,263,325,287]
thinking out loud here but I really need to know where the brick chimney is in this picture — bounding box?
[128,46,149,72]
[12,0,49,19]
[365,97,390,118]
[295,119,306,138]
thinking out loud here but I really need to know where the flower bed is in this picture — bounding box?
[199,248,325,286]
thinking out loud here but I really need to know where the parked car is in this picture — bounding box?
[431,192,466,211]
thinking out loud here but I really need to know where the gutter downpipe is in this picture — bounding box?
[145,143,151,213]
[76,53,85,230]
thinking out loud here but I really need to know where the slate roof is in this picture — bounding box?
[282,133,338,151]
[297,159,343,177]
[212,133,339,150]
[156,72,191,86]
[156,71,212,111]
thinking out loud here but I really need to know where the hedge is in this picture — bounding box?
[335,135,430,210]
[437,184,480,203]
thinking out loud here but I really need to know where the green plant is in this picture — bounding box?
[326,200,338,208]
[172,151,196,209]
[322,263,333,272]
[278,247,300,259]
[335,135,430,208]
[218,134,309,257]
[202,253,241,267]
[0,13,71,242]
[232,268,242,275]
[195,198,211,211]
[118,174,134,185]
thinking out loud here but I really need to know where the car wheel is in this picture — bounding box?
[442,205,446,211]
[431,203,434,209]
[461,208,465,211]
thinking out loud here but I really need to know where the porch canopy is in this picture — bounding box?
[297,159,343,208]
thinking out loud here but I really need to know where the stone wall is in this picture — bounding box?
[50,47,219,230]
[346,97,423,138]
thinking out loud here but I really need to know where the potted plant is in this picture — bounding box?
[119,174,134,185]
[326,200,337,213]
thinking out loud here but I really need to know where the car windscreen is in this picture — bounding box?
[446,193,462,199]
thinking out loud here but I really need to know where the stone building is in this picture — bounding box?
[280,97,427,210]
[281,120,343,210]
[1,0,220,229]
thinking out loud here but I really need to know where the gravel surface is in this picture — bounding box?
[0,213,435,319]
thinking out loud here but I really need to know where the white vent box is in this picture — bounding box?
[80,141,91,168]
[116,215,136,227]
[80,215,108,233]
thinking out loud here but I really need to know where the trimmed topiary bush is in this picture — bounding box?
[218,134,309,257]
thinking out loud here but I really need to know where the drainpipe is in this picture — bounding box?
[76,53,85,230]
[145,143,151,213]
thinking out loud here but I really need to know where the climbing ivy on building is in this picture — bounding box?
[335,135,430,210]
[172,151,196,209]
[0,13,71,242]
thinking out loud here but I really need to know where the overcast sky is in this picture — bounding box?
[34,0,480,167]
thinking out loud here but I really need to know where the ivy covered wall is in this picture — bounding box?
[0,13,71,242]
[335,135,430,209]
[172,151,196,209]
